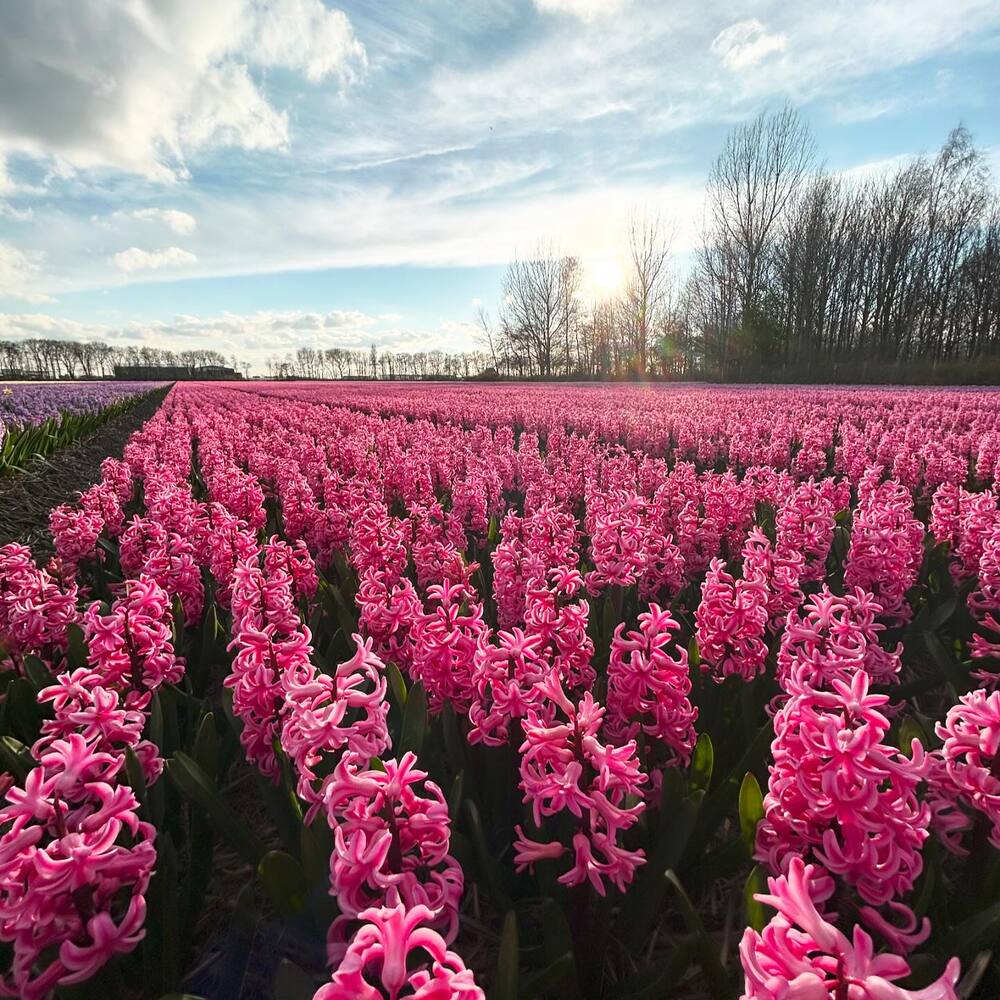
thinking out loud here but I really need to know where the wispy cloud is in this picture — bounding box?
[111,246,198,273]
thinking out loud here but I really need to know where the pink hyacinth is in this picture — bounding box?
[356,568,422,671]
[322,752,464,953]
[606,603,697,766]
[775,479,838,583]
[522,568,596,693]
[314,899,484,1000]
[409,579,487,714]
[844,468,923,627]
[515,670,647,895]
[0,733,156,1000]
[740,857,960,1000]
[757,670,930,918]
[0,542,80,668]
[281,634,390,821]
[49,503,104,570]
[931,689,1000,849]
[695,557,769,682]
[776,586,901,690]
[226,622,312,780]
[968,524,1000,681]
[83,575,184,693]
[741,527,805,632]
[468,626,551,747]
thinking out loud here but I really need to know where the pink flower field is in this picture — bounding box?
[3,381,1000,1000]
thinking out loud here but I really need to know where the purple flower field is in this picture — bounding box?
[0,382,158,430]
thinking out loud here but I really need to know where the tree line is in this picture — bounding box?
[482,112,1000,381]
[265,346,493,380]
[0,340,244,379]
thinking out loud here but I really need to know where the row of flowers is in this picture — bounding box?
[1,381,999,998]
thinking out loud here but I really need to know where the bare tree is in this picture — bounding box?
[705,105,816,345]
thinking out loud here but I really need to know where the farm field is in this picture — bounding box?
[3,380,1000,1000]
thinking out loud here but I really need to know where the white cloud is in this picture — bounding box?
[710,20,787,71]
[534,0,627,21]
[177,61,289,153]
[0,243,53,302]
[245,0,367,84]
[0,1,364,179]
[130,208,198,235]
[111,246,198,273]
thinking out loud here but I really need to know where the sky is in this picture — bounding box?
[0,0,999,371]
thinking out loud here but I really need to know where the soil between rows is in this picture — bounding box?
[0,386,171,554]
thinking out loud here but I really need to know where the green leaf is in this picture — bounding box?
[448,770,464,822]
[124,746,148,806]
[743,864,768,932]
[166,752,265,865]
[386,661,408,709]
[21,654,54,692]
[8,677,46,743]
[897,716,927,756]
[398,680,427,758]
[171,594,186,639]
[66,622,88,669]
[463,799,510,911]
[0,736,34,783]
[690,732,714,792]
[615,939,698,1000]
[487,515,499,544]
[274,959,319,1000]
[492,911,519,1000]
[665,870,732,1000]
[939,898,1000,960]
[926,595,958,631]
[738,771,764,857]
[924,632,965,688]
[192,712,219,781]
[619,788,704,943]
[687,637,701,670]
[520,953,575,999]
[258,851,309,917]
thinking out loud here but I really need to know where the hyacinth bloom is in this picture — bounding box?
[48,503,105,570]
[930,689,1000,849]
[757,670,930,920]
[0,542,80,667]
[409,579,487,714]
[281,634,390,820]
[740,857,960,1000]
[323,752,464,951]
[314,899,484,1000]
[776,587,902,690]
[0,734,156,1000]
[696,557,769,682]
[844,468,924,627]
[741,527,805,632]
[775,479,838,583]
[606,603,697,766]
[468,626,551,746]
[969,525,1000,680]
[227,623,313,780]
[515,671,647,895]
[356,568,422,671]
[83,575,184,693]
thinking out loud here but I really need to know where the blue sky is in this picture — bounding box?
[1,0,999,370]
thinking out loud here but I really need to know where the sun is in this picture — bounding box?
[583,254,626,299]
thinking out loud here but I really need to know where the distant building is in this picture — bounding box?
[113,365,242,381]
